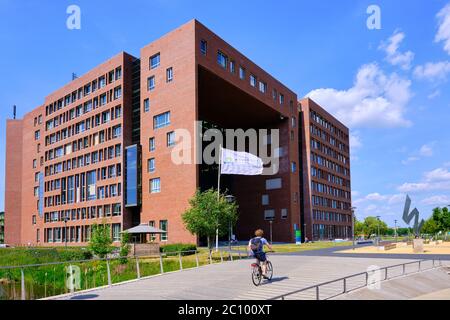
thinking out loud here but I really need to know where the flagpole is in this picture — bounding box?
[216,145,222,252]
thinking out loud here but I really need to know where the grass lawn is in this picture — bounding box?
[231,241,353,254]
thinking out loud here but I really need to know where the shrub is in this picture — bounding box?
[160,244,197,256]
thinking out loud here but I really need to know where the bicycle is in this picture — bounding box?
[250,251,274,286]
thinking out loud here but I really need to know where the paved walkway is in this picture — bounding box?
[53,254,423,300]
[335,267,450,300]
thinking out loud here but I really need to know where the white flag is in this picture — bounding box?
[220,148,263,176]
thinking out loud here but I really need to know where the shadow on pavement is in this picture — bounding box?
[70,294,99,300]
[262,276,289,285]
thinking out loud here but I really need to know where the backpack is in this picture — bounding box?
[250,237,263,252]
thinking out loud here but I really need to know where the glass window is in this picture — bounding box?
[259,81,267,93]
[148,158,155,173]
[239,67,246,80]
[153,112,170,129]
[149,137,155,151]
[125,145,138,207]
[150,53,160,69]
[87,170,96,200]
[112,224,121,242]
[217,51,228,69]
[250,74,257,87]
[200,40,207,55]
[144,99,150,113]
[148,76,155,91]
[167,131,176,147]
[230,60,235,73]
[150,178,161,193]
[166,67,173,82]
[160,220,168,241]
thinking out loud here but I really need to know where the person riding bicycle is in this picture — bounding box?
[248,229,273,278]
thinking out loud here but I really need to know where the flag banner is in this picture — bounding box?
[220,148,263,176]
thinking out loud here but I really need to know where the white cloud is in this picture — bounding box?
[357,193,405,205]
[419,143,435,157]
[435,3,450,55]
[402,156,420,165]
[398,167,450,193]
[428,90,441,99]
[424,168,450,182]
[350,131,363,151]
[413,61,450,81]
[421,195,450,206]
[379,31,414,70]
[306,63,412,128]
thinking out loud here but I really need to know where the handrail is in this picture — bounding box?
[269,259,443,300]
[0,249,236,270]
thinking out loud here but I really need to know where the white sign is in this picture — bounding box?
[221,148,263,176]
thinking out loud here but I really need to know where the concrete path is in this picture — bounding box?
[53,254,422,300]
[335,267,450,300]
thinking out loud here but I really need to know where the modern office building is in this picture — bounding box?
[4,20,351,246]
[298,98,352,240]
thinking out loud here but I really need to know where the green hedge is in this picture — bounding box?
[160,244,197,256]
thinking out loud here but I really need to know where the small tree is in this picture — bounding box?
[182,189,238,249]
[119,231,131,264]
[89,223,113,258]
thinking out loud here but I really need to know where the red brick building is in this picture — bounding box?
[4,20,352,246]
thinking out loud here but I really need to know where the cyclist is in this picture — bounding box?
[248,229,273,278]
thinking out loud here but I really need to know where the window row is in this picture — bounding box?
[310,125,349,154]
[45,144,121,178]
[45,67,122,117]
[44,223,121,243]
[44,182,122,208]
[313,210,351,223]
[311,181,351,200]
[311,195,351,211]
[310,152,350,177]
[45,125,122,165]
[44,204,121,223]
[45,105,122,147]
[310,138,349,165]
[311,166,351,188]
[310,110,348,141]
[46,88,122,132]
[200,39,289,106]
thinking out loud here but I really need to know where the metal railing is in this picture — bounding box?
[0,248,248,300]
[270,259,444,301]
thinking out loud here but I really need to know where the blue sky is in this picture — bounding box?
[1,0,450,227]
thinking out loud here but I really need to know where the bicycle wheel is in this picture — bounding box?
[266,261,273,280]
[252,266,262,286]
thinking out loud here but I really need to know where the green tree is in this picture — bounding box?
[182,189,238,249]
[361,217,388,238]
[354,219,365,237]
[119,231,131,264]
[88,223,113,258]
[422,218,439,235]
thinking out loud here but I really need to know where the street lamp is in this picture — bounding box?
[394,220,398,243]
[63,216,69,248]
[303,223,307,243]
[351,207,357,250]
[376,216,381,246]
[225,195,236,250]
[269,220,273,244]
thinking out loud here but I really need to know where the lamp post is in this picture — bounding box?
[376,216,381,246]
[63,216,68,248]
[394,220,398,243]
[225,195,236,250]
[351,207,357,250]
[303,223,307,243]
[269,220,273,244]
